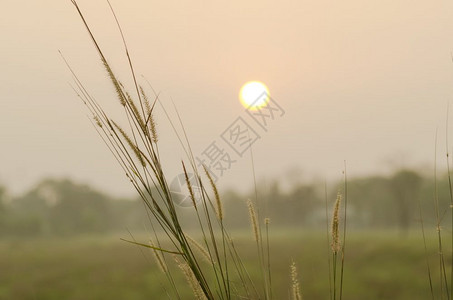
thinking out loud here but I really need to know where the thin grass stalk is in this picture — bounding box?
[183,163,228,298]
[203,167,231,299]
[434,129,450,299]
[247,198,268,299]
[325,182,333,300]
[150,85,231,299]
[69,60,164,217]
[446,103,453,296]
[331,192,342,300]
[70,3,216,298]
[226,234,260,299]
[129,228,181,300]
[182,178,227,300]
[106,0,147,119]
[68,2,270,299]
[417,189,435,299]
[146,213,182,299]
[339,162,348,300]
[178,233,215,299]
[175,256,208,300]
[265,218,273,299]
[248,139,270,300]
[332,251,338,300]
[180,159,228,297]
[197,182,230,299]
[71,75,181,242]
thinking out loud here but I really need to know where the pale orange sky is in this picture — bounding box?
[1,0,453,196]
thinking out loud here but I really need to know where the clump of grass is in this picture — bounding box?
[66,1,279,299]
[66,1,355,299]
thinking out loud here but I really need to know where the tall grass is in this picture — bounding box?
[66,1,352,299]
[418,105,453,300]
[66,1,279,299]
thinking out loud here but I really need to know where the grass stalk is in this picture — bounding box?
[339,163,348,300]
[446,103,453,298]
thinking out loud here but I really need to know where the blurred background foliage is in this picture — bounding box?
[0,168,448,237]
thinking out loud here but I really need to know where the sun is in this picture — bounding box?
[239,81,270,110]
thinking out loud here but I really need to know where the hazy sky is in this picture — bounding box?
[2,0,453,197]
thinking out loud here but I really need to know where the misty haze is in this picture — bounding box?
[2,0,453,299]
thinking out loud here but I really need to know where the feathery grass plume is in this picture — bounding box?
[93,115,102,128]
[139,85,159,143]
[70,2,255,298]
[102,59,126,106]
[290,261,302,300]
[182,161,197,207]
[126,91,146,131]
[175,256,208,300]
[149,239,167,273]
[148,112,158,143]
[203,165,223,220]
[247,199,260,243]
[331,192,342,254]
[112,120,146,167]
[140,85,151,115]
[186,235,212,263]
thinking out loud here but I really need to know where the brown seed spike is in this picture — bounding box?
[182,161,197,208]
[203,165,223,220]
[331,192,342,253]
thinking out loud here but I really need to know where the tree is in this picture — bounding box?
[12,178,116,235]
[389,169,422,235]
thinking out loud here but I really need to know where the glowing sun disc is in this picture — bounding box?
[239,81,270,110]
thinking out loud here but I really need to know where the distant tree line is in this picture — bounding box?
[223,168,449,235]
[0,179,146,236]
[0,169,450,237]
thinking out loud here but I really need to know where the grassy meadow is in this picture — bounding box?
[11,2,449,299]
[0,229,447,299]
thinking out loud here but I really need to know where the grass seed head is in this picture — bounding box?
[331,192,342,253]
[247,199,260,243]
[112,121,146,167]
[182,161,197,207]
[174,256,207,300]
[203,165,223,220]
[186,235,212,264]
[290,261,302,300]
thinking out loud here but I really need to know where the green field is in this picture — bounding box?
[0,230,449,299]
